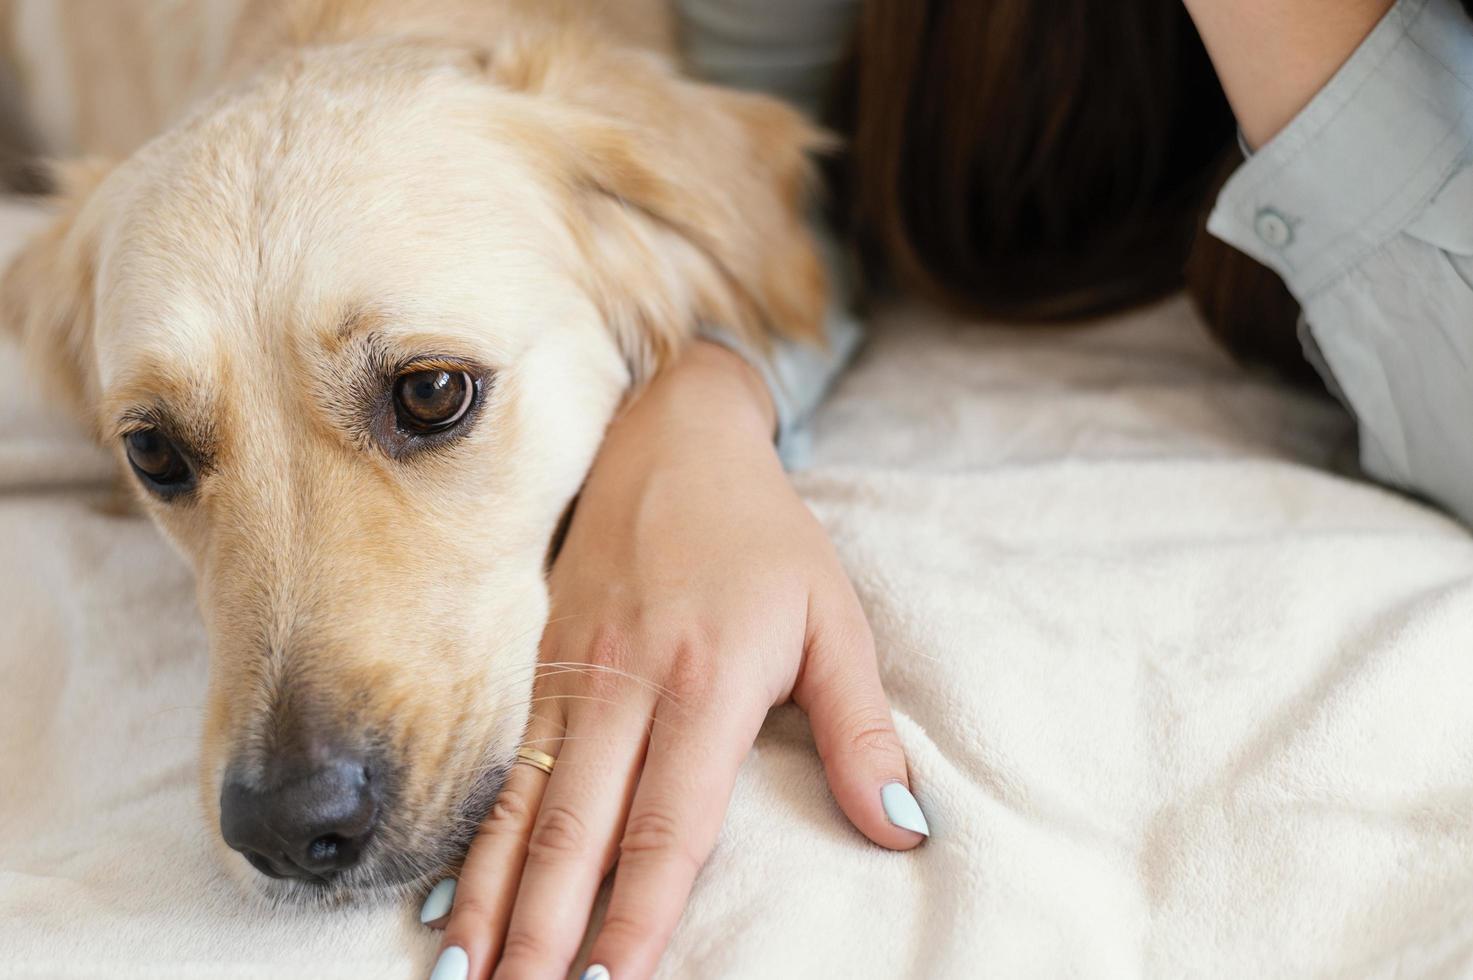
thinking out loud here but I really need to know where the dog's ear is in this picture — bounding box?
[1,159,111,427]
[488,39,831,381]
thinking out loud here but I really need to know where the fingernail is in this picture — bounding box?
[881,782,930,837]
[428,945,469,980]
[581,966,611,980]
[419,878,457,924]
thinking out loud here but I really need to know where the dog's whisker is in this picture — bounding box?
[520,692,690,729]
[525,693,622,709]
[875,637,947,664]
[518,733,648,745]
[529,663,683,703]
[474,656,679,701]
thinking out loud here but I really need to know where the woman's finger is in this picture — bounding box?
[429,695,567,979]
[490,684,653,980]
[793,587,928,849]
[580,687,767,980]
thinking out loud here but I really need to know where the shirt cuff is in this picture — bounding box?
[697,216,865,468]
[1207,0,1473,300]
[698,304,864,468]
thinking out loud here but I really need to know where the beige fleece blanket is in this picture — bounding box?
[2,196,1472,979]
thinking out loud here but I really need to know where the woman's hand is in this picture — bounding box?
[422,340,927,980]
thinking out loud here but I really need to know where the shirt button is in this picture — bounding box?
[1255,208,1293,249]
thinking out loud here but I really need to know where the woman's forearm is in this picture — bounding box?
[1183,0,1393,148]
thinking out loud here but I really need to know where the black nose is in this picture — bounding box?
[220,755,380,882]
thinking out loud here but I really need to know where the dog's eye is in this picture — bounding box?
[124,428,193,493]
[393,369,474,433]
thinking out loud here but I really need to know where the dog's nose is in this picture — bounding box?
[219,756,379,882]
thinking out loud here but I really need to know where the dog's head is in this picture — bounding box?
[1,35,824,899]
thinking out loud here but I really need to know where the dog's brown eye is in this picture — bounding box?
[124,427,192,492]
[393,369,474,433]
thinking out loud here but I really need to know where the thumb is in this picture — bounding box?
[791,591,930,850]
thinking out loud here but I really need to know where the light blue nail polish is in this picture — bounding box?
[428,945,469,980]
[419,878,457,924]
[581,966,611,980]
[881,782,930,837]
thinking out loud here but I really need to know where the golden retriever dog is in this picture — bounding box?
[0,0,825,901]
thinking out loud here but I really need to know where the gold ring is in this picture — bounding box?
[515,746,557,775]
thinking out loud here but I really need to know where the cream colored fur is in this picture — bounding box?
[0,0,826,901]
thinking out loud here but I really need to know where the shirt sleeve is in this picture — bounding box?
[1206,0,1473,521]
[677,0,867,469]
[697,227,864,469]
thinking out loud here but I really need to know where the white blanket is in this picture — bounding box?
[3,196,1472,979]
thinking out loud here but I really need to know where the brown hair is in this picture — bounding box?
[828,0,1311,379]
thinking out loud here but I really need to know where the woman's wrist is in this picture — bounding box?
[1183,0,1393,148]
[616,339,779,445]
[580,338,784,493]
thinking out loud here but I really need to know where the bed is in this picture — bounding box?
[2,196,1471,978]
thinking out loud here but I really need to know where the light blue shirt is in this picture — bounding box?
[1208,0,1473,520]
[680,0,864,467]
[682,0,1473,523]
